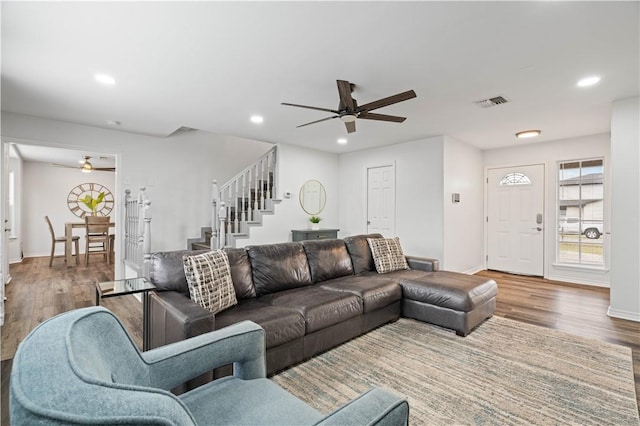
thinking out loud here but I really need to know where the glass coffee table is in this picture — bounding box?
[95,277,156,351]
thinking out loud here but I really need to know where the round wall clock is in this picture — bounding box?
[67,183,115,218]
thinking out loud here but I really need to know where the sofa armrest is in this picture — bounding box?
[143,321,266,390]
[148,291,215,349]
[405,255,440,272]
[314,387,408,426]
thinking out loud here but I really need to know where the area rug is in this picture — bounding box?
[272,317,640,425]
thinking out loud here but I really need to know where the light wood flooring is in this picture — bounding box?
[1,260,638,424]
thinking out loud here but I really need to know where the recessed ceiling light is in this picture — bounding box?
[515,130,541,139]
[250,115,264,124]
[577,76,601,87]
[94,73,116,85]
[337,138,348,144]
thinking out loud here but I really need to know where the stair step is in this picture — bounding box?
[192,242,210,251]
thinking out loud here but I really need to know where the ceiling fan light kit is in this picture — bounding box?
[282,79,416,134]
[52,155,116,173]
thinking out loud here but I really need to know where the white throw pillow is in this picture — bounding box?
[367,237,410,274]
[183,250,237,314]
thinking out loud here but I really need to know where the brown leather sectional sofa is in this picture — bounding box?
[147,233,497,389]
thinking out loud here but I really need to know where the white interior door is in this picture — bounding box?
[367,165,395,236]
[0,142,9,325]
[487,164,544,276]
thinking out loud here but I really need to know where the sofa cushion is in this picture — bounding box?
[319,275,401,313]
[367,237,409,273]
[223,248,256,300]
[215,300,305,349]
[260,287,363,333]
[302,239,354,283]
[399,271,498,312]
[247,242,312,297]
[150,249,208,295]
[183,250,237,315]
[343,233,383,274]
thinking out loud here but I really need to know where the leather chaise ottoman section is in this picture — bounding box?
[215,299,305,349]
[319,275,402,313]
[260,287,363,333]
[399,271,497,312]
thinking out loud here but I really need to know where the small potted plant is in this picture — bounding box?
[80,192,105,216]
[309,216,321,230]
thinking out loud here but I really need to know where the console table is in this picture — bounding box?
[95,277,156,351]
[291,228,339,242]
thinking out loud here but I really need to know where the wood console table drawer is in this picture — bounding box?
[291,229,339,242]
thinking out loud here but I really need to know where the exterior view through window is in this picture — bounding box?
[557,159,604,266]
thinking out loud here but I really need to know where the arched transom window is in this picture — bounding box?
[499,172,531,186]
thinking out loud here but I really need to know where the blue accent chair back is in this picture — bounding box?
[10,306,409,425]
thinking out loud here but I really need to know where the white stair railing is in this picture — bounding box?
[211,146,277,249]
[123,187,152,277]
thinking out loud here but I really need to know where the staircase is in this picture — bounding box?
[189,146,279,250]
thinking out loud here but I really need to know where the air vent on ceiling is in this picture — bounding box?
[473,95,510,108]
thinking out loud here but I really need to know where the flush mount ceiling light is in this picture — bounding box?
[337,138,348,144]
[94,73,116,85]
[577,76,601,87]
[250,115,264,124]
[515,130,541,139]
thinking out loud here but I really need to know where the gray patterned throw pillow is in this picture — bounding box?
[183,250,237,314]
[367,237,410,274]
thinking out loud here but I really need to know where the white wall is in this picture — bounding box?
[483,133,611,286]
[235,144,339,247]
[2,112,274,277]
[338,137,445,260]
[443,136,484,273]
[609,96,640,321]
[23,162,116,257]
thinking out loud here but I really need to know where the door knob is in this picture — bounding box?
[532,227,542,231]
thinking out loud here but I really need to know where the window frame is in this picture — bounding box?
[556,157,606,268]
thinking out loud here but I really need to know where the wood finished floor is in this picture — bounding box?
[1,260,638,424]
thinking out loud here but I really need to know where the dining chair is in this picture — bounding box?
[84,216,111,265]
[45,216,80,267]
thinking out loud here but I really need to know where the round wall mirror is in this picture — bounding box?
[299,180,326,215]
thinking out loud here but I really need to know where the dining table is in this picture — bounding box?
[65,221,115,265]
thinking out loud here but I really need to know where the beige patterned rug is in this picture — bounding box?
[272,317,639,425]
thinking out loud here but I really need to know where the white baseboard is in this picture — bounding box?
[546,274,610,288]
[607,307,640,322]
[463,266,485,275]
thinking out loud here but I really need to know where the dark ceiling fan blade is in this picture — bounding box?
[94,167,116,172]
[357,112,407,123]
[51,163,76,169]
[345,121,356,133]
[336,80,355,112]
[281,102,339,114]
[357,90,417,112]
[296,115,339,128]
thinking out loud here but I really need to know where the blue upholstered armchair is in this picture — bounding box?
[10,306,408,425]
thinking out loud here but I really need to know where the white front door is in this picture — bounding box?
[367,165,395,236]
[487,164,544,276]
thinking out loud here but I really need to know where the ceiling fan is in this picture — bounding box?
[52,156,115,173]
[282,80,417,134]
